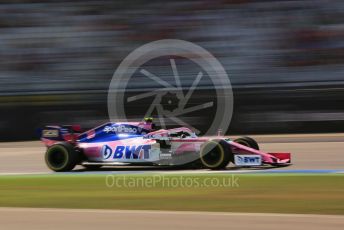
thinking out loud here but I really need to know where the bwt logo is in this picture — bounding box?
[102,145,151,160]
[103,125,138,134]
[237,156,260,163]
[235,155,261,165]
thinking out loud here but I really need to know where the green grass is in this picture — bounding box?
[0,174,344,214]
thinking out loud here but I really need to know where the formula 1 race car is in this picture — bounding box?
[40,118,291,172]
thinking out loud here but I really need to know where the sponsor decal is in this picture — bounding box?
[159,153,172,160]
[234,155,262,166]
[86,129,96,139]
[102,144,151,160]
[42,129,59,138]
[103,125,138,134]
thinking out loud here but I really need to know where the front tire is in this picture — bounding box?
[234,136,259,150]
[45,142,79,172]
[199,139,233,170]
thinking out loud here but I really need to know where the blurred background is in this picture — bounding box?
[1,0,344,141]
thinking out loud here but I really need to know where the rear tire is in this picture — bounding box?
[234,136,259,150]
[199,139,233,170]
[45,142,79,172]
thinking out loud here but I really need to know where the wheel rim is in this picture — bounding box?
[200,141,224,168]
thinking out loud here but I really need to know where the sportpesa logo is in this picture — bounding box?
[103,125,137,134]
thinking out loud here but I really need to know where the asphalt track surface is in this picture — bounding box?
[1,134,344,229]
[1,208,344,230]
[0,133,344,174]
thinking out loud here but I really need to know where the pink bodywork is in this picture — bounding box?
[229,141,291,164]
[41,125,291,165]
[169,137,290,165]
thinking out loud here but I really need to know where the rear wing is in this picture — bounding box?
[39,125,82,147]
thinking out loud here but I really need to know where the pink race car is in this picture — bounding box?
[40,118,291,172]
